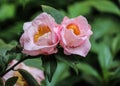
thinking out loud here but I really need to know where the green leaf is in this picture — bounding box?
[97,43,113,82]
[92,17,119,40]
[45,62,69,86]
[112,34,120,55]
[0,4,15,21]
[18,69,40,86]
[55,50,82,74]
[0,78,4,86]
[0,39,17,56]
[42,55,57,82]
[0,40,18,73]
[90,1,120,16]
[0,56,6,74]
[112,67,120,79]
[5,77,18,86]
[68,1,91,17]
[68,1,120,17]
[24,58,43,70]
[76,63,102,82]
[41,5,64,24]
[98,43,113,70]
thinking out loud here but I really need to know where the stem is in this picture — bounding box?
[0,57,28,77]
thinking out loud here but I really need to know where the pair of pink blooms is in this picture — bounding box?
[20,12,93,57]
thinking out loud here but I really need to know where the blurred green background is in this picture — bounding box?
[0,0,120,86]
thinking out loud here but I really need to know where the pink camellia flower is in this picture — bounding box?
[59,16,93,57]
[20,12,59,56]
[2,60,44,86]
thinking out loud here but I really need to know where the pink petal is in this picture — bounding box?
[64,39,91,57]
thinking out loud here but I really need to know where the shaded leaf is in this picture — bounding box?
[97,43,113,82]
[42,55,57,82]
[112,34,120,55]
[0,55,6,74]
[0,78,3,86]
[76,63,102,82]
[0,40,18,74]
[0,39,17,56]
[45,62,69,86]
[41,5,64,24]
[5,77,18,86]
[98,43,113,70]
[18,69,40,86]
[114,68,120,78]
[55,54,79,74]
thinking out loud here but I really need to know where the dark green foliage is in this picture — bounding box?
[18,69,40,86]
[42,55,57,82]
[5,77,18,86]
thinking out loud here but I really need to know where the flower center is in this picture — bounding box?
[34,25,51,42]
[67,23,80,35]
[14,71,28,86]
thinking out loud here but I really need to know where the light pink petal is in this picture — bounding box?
[23,22,32,31]
[60,16,93,57]
[64,29,86,47]
[76,16,93,36]
[2,71,14,81]
[23,45,58,56]
[62,16,69,22]
[64,39,91,57]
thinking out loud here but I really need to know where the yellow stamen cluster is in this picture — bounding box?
[14,71,28,86]
[67,23,80,35]
[34,25,51,42]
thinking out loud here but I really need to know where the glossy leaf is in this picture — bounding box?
[5,77,18,86]
[42,55,57,82]
[45,62,69,86]
[41,5,64,24]
[18,69,40,86]
[24,58,43,70]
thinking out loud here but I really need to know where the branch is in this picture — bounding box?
[0,56,28,77]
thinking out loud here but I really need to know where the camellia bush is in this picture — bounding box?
[0,0,120,86]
